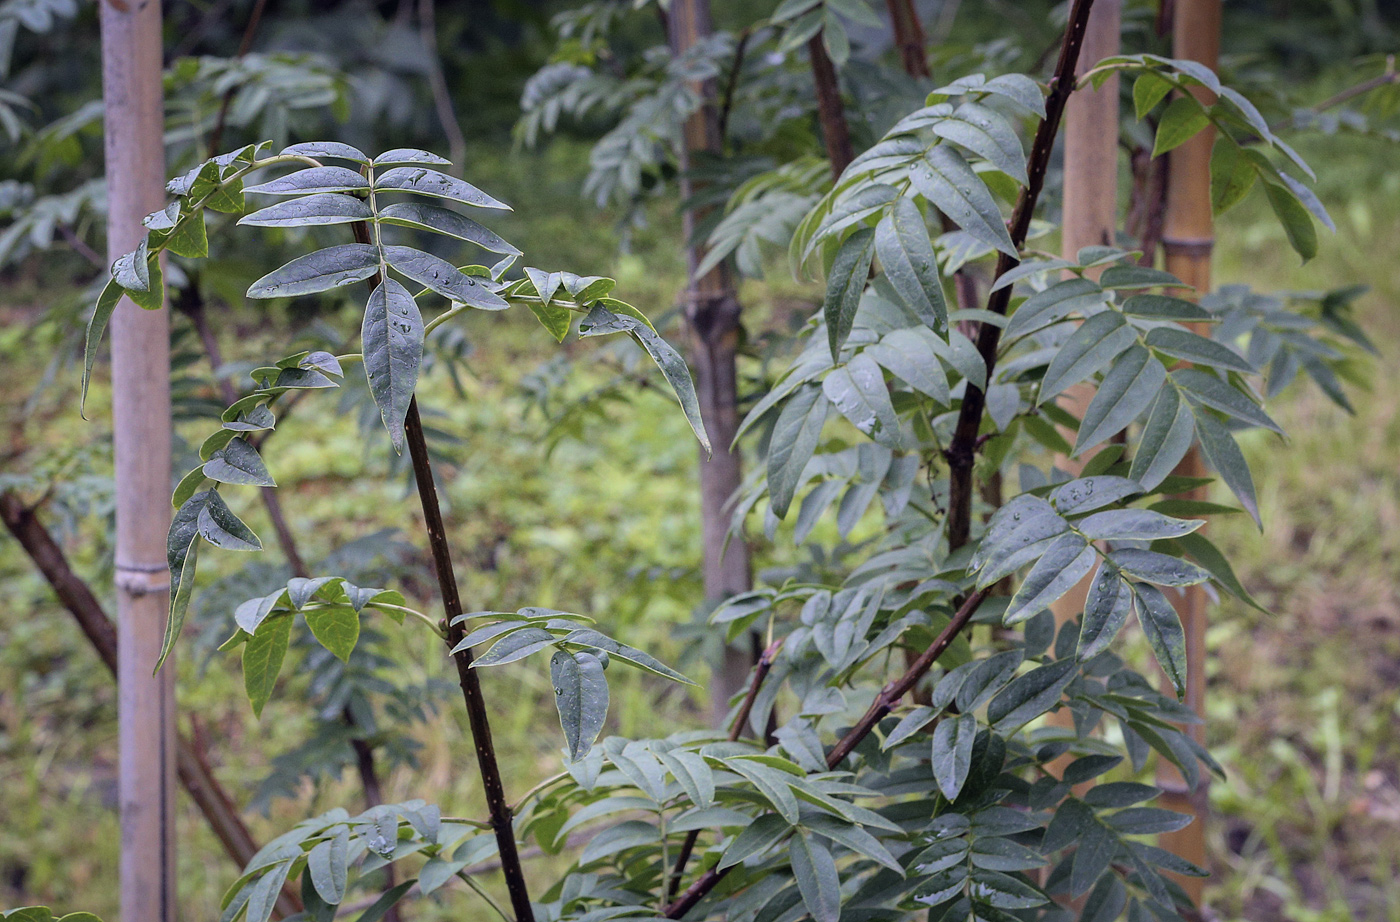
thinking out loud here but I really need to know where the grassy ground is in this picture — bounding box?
[1,130,1397,921]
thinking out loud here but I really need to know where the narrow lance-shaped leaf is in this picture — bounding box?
[246,244,380,299]
[1129,385,1196,491]
[1074,346,1167,455]
[790,832,841,922]
[383,245,507,310]
[1134,582,1188,698]
[1193,408,1261,527]
[244,166,369,195]
[874,197,947,332]
[824,228,875,361]
[362,278,424,451]
[822,352,904,450]
[239,193,373,227]
[374,167,509,210]
[931,712,977,800]
[243,613,293,717]
[81,278,123,415]
[157,491,211,671]
[910,144,1017,258]
[550,650,609,761]
[768,383,829,518]
[1078,565,1132,660]
[576,305,711,455]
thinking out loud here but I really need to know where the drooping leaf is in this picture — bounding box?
[204,437,276,487]
[1152,96,1210,157]
[1074,346,1167,455]
[377,202,520,257]
[1133,583,1188,698]
[245,166,370,195]
[550,650,609,761]
[362,278,423,450]
[305,605,360,662]
[910,145,1016,258]
[307,826,350,904]
[822,352,903,449]
[1129,386,1196,491]
[81,279,124,414]
[1078,565,1132,660]
[1193,409,1260,527]
[243,613,293,716]
[1262,178,1318,261]
[874,197,947,332]
[768,384,829,518]
[196,490,263,551]
[790,832,841,922]
[1174,367,1281,433]
[1003,277,1106,340]
[1145,327,1253,373]
[157,491,210,671]
[824,228,876,360]
[1078,509,1203,542]
[1038,311,1136,404]
[1002,533,1095,625]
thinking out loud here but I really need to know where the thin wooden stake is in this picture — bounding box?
[99,0,176,917]
[1156,0,1221,902]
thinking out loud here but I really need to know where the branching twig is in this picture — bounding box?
[1270,54,1398,133]
[665,637,783,901]
[661,589,989,918]
[944,0,1099,552]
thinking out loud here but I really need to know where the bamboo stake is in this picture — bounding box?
[667,0,756,726]
[99,0,177,917]
[1155,0,1220,902]
[1047,0,1122,774]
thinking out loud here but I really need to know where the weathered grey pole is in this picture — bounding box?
[99,0,177,917]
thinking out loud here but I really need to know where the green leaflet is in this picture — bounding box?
[246,244,380,298]
[1038,310,1136,404]
[239,193,373,227]
[243,613,293,717]
[550,650,609,761]
[245,166,369,195]
[823,228,875,360]
[768,383,829,518]
[1134,583,1188,698]
[1074,346,1167,455]
[822,352,904,450]
[1152,96,1210,157]
[873,197,947,332]
[931,712,977,800]
[304,605,360,662]
[373,167,509,210]
[362,278,424,451]
[910,145,1017,258]
[790,831,841,922]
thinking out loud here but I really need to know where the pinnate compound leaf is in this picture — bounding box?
[243,613,293,716]
[362,278,423,450]
[247,244,379,299]
[374,167,508,210]
[768,383,829,518]
[824,228,875,360]
[874,197,947,332]
[1134,583,1188,698]
[239,193,372,227]
[551,650,609,761]
[932,712,977,800]
[790,832,841,922]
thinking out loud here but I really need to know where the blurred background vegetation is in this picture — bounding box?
[1,0,1398,919]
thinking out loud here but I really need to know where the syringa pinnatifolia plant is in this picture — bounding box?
[78,8,1368,922]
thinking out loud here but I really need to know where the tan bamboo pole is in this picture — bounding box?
[1155,0,1220,901]
[99,0,177,917]
[1047,0,1121,767]
[667,0,756,726]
